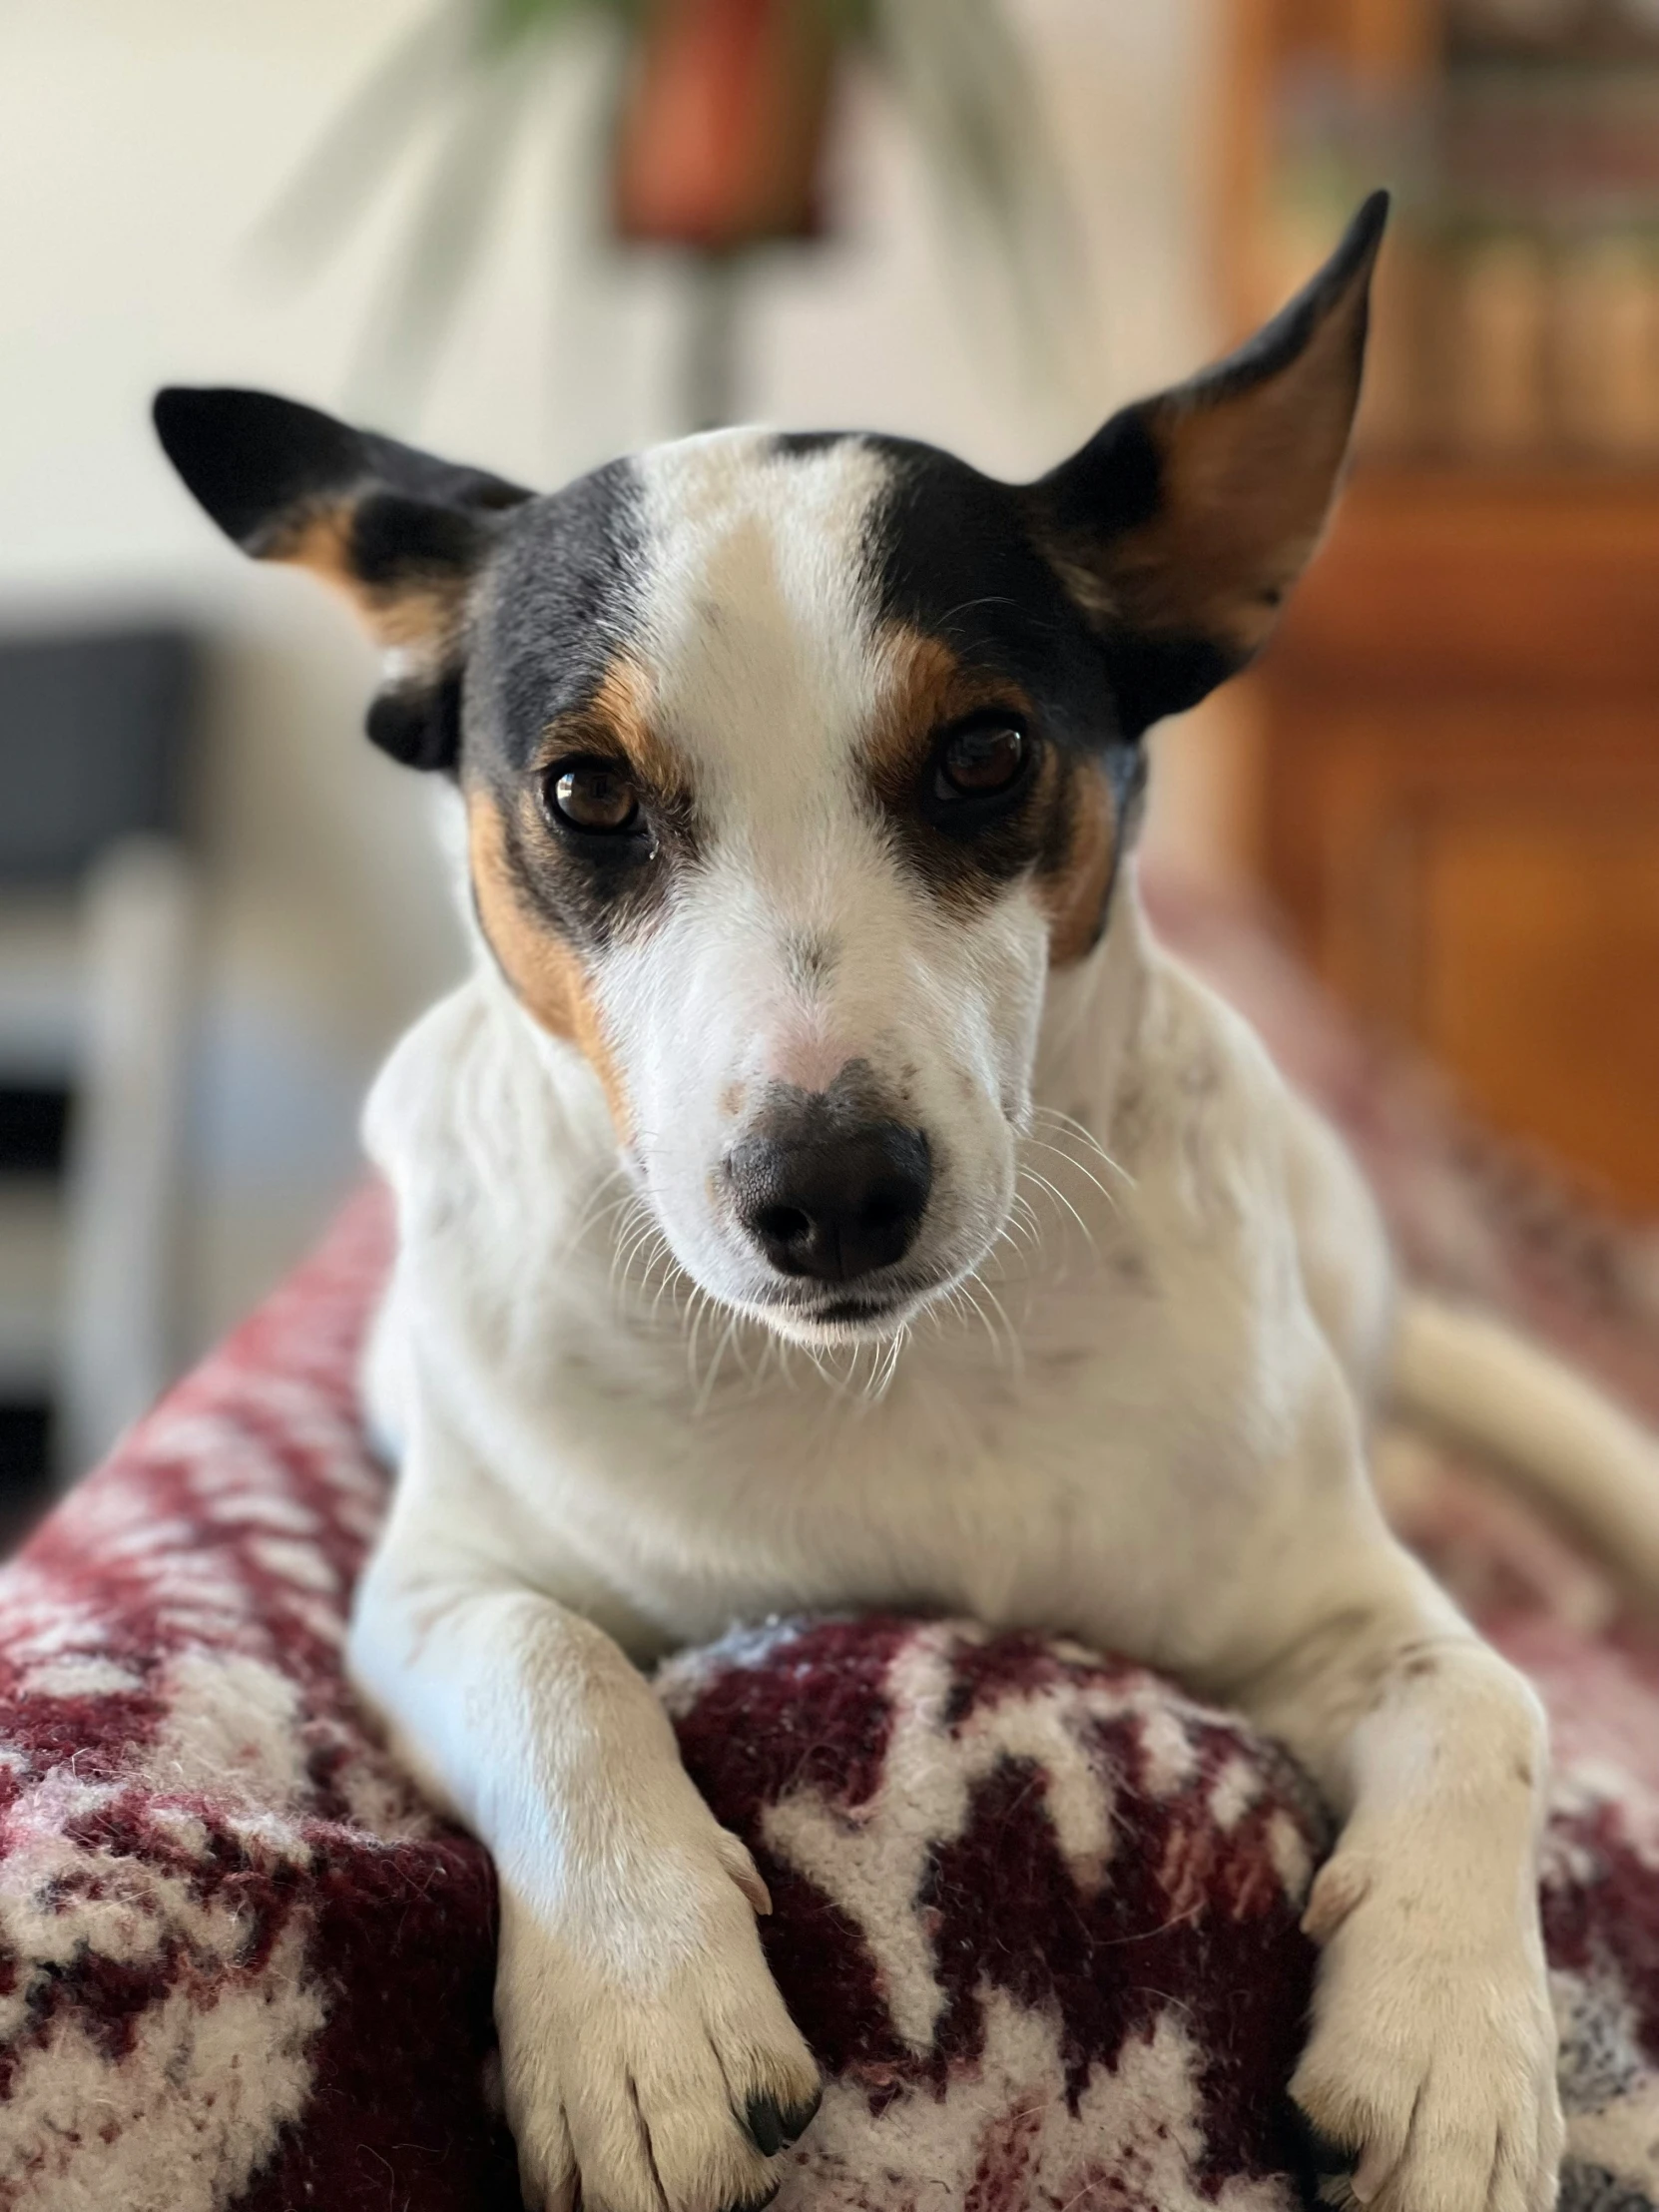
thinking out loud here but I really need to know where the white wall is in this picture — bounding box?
[0,0,1218,1355]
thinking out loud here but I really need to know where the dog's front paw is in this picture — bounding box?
[1290,1855,1562,2212]
[496,1823,821,2212]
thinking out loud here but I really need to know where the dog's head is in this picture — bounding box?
[157,197,1383,1343]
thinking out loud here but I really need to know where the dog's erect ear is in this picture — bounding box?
[153,387,532,771]
[1031,191,1388,736]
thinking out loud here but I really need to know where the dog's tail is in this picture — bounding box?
[1388,1293,1659,1606]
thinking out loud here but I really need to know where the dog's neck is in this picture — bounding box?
[1030,857,1152,1137]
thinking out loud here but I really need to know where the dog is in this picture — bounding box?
[158,189,1652,2211]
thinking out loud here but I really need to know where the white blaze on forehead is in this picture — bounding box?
[630,428,893,808]
[583,429,1042,1314]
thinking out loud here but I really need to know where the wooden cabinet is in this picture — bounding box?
[1247,466,1659,1208]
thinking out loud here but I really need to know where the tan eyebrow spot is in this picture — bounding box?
[465,789,633,1140]
[867,623,1118,955]
[548,656,690,801]
[865,624,1037,786]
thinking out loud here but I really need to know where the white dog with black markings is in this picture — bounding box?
[159,193,1659,2212]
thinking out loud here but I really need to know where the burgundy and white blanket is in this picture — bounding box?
[5,878,1659,2212]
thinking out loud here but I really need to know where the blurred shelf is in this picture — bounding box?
[1243,460,1659,1211]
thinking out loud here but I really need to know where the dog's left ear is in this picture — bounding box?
[153,387,532,771]
[1031,191,1388,736]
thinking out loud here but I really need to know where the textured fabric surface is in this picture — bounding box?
[4,884,1659,2208]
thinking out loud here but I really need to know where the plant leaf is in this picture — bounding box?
[253,3,471,272]
[346,48,546,425]
[870,0,1087,400]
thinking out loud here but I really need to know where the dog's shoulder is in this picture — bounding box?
[1110,936,1301,1204]
[361,975,495,1185]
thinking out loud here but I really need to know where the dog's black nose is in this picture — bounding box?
[728,1121,932,1283]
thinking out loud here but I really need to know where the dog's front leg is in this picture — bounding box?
[1230,1547,1562,2212]
[348,1488,820,2212]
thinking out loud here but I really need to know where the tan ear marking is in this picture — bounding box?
[270,500,473,656]
[465,790,634,1141]
[1036,193,1387,718]
[1114,264,1374,658]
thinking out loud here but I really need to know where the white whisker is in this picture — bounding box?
[1020,1133,1118,1210]
[1030,1105,1136,1189]
[1019,1164,1097,1255]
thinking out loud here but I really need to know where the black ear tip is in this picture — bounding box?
[152,383,272,466]
[152,385,360,551]
[152,384,220,482]
[1342,188,1391,274]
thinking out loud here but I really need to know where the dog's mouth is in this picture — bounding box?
[742,1272,950,1344]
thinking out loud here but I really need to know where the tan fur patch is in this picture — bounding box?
[532,656,697,820]
[582,660,676,786]
[272,502,467,654]
[870,625,1118,959]
[1059,265,1370,659]
[465,790,633,1140]
[1041,763,1117,968]
[867,626,1038,787]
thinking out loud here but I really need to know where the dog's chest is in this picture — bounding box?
[495,1272,1267,1664]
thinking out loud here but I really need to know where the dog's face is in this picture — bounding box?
[157,197,1384,1342]
[457,427,1135,1338]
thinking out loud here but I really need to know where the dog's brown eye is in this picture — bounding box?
[937,722,1027,800]
[545,761,640,834]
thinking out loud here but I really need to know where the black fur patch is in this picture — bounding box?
[464,454,699,950]
[472,458,649,775]
[153,388,363,552]
[857,434,1143,943]
[771,430,851,462]
[1036,403,1164,551]
[1107,632,1242,738]
[366,671,464,775]
[152,387,529,557]
[350,493,485,591]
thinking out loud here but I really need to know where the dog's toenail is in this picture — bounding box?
[746,2085,823,2156]
[1284,2099,1359,2201]
[780,2086,822,2143]
[745,2096,786,2157]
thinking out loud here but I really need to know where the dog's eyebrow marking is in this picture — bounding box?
[543,657,692,801]
[465,790,634,1139]
[863,622,1119,958]
[866,625,1018,786]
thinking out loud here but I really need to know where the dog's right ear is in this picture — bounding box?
[153,387,532,771]
[1029,192,1387,738]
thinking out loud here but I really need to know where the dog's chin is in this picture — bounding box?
[724,1253,992,1348]
[750,1291,926,1349]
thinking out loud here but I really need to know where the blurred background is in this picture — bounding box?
[2,0,1657,1514]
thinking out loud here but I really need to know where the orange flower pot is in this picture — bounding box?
[611,0,841,250]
